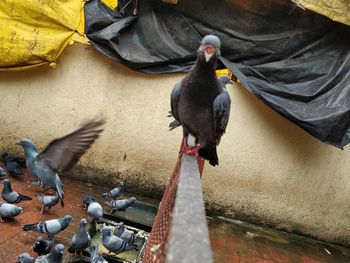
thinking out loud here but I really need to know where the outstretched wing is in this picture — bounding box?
[213,90,231,144]
[38,119,105,172]
[170,82,182,122]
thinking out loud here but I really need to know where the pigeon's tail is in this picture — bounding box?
[169,120,181,131]
[20,194,32,201]
[22,223,39,232]
[125,243,138,252]
[199,145,219,166]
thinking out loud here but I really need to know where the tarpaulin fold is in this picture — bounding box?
[85,0,350,148]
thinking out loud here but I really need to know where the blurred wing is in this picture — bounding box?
[38,119,105,172]
[213,90,231,145]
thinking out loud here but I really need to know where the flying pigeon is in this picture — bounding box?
[1,179,32,203]
[68,218,91,256]
[22,215,72,240]
[35,194,61,214]
[170,35,231,166]
[113,222,143,244]
[108,197,136,214]
[33,236,54,256]
[89,244,108,263]
[35,244,64,263]
[102,182,124,199]
[2,153,23,177]
[16,252,35,263]
[101,227,137,254]
[0,202,23,222]
[83,195,103,223]
[17,119,105,207]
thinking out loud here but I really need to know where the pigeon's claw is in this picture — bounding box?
[181,140,201,156]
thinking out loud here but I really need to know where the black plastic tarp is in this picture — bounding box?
[85,0,350,148]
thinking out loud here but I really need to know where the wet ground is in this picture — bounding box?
[1,170,350,262]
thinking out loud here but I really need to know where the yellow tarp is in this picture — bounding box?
[292,0,350,26]
[0,0,83,70]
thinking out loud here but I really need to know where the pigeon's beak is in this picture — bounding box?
[16,142,21,146]
[204,44,215,62]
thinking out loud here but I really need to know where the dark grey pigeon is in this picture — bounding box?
[108,197,136,214]
[0,202,23,221]
[89,244,108,263]
[1,179,32,203]
[102,182,124,199]
[83,195,103,223]
[18,119,105,207]
[16,252,35,263]
[22,215,72,240]
[35,194,61,214]
[33,236,54,256]
[113,222,143,244]
[101,227,137,254]
[170,35,231,166]
[35,243,64,263]
[68,218,91,256]
[2,153,23,177]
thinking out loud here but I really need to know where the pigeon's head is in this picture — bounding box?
[36,236,44,242]
[80,218,88,226]
[17,139,37,152]
[118,181,124,187]
[54,244,65,255]
[17,252,34,263]
[219,75,233,87]
[114,222,125,236]
[83,195,94,207]
[16,206,24,214]
[129,197,137,203]
[198,35,221,63]
[1,178,10,186]
[63,215,73,222]
[101,226,111,236]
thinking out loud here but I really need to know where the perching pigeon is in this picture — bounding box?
[170,35,231,166]
[16,252,35,263]
[17,119,105,207]
[33,236,54,256]
[83,195,103,223]
[35,194,61,214]
[89,244,108,263]
[1,179,32,203]
[35,244,64,263]
[68,218,91,256]
[101,227,137,254]
[0,202,23,222]
[108,197,136,214]
[22,215,72,239]
[102,182,124,199]
[2,153,23,177]
[113,222,143,244]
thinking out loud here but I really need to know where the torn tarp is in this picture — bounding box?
[85,0,350,148]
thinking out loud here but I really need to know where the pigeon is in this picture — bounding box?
[22,215,72,239]
[17,119,105,207]
[33,236,54,256]
[113,222,143,244]
[0,202,23,222]
[1,179,32,203]
[16,252,35,263]
[0,167,7,180]
[102,182,124,199]
[35,194,61,214]
[101,227,137,254]
[108,197,136,214]
[83,195,103,223]
[2,153,23,176]
[170,35,231,166]
[35,244,64,263]
[68,218,91,256]
[89,244,108,263]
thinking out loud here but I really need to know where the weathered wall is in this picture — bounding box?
[0,43,350,244]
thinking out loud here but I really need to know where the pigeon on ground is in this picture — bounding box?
[108,197,136,214]
[35,244,64,263]
[83,195,103,223]
[89,244,108,263]
[170,35,231,166]
[68,218,91,256]
[0,167,7,180]
[1,179,32,203]
[101,227,137,254]
[22,215,72,240]
[0,202,23,222]
[102,182,124,199]
[33,236,54,256]
[2,153,23,177]
[16,252,35,263]
[17,119,105,207]
[113,222,143,244]
[35,194,61,214]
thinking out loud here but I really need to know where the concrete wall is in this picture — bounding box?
[1,43,350,244]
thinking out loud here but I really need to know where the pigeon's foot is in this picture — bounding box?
[181,139,200,156]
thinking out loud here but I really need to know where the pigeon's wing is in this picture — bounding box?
[170,82,182,122]
[37,119,105,172]
[213,90,231,145]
